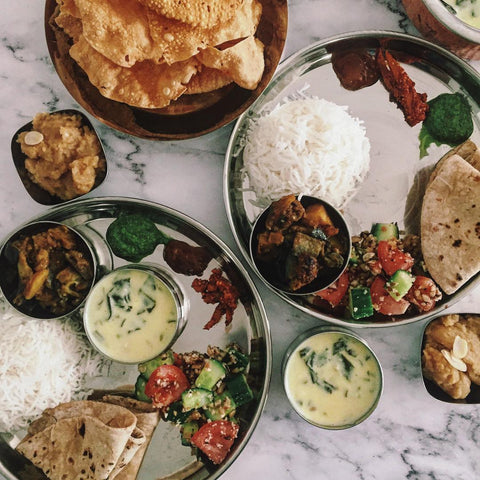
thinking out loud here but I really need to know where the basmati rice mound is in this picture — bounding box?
[242,97,371,208]
[0,310,109,433]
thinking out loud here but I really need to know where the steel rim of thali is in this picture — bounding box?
[223,29,480,329]
[0,196,272,480]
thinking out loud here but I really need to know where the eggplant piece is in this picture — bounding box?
[285,253,319,291]
[291,232,325,258]
[265,195,305,231]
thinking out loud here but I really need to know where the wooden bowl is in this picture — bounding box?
[44,0,288,140]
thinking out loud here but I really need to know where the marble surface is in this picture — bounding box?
[1,1,480,479]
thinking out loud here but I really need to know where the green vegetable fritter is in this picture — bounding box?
[106,213,170,262]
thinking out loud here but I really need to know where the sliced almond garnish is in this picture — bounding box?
[441,349,467,372]
[452,335,468,359]
[24,131,44,146]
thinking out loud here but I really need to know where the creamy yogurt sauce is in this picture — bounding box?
[284,332,382,428]
[444,0,480,29]
[84,268,179,363]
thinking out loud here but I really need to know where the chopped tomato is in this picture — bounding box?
[377,240,414,276]
[316,271,349,307]
[370,276,409,316]
[406,276,440,313]
[191,420,240,465]
[145,364,189,408]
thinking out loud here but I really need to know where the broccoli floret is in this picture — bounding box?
[106,213,170,262]
[423,93,473,144]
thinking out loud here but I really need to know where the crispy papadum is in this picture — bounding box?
[147,0,262,65]
[138,0,243,28]
[421,154,480,295]
[70,35,200,108]
[185,67,233,94]
[16,400,143,480]
[74,0,160,68]
[197,35,265,89]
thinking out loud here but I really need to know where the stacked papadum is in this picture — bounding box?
[16,398,160,480]
[53,0,265,108]
[421,140,480,295]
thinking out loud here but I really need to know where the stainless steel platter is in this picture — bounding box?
[0,197,271,480]
[224,30,480,328]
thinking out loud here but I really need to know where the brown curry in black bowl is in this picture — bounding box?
[249,194,351,295]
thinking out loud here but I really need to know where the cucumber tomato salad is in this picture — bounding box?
[134,344,253,465]
[312,223,443,320]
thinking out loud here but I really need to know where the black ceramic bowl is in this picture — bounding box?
[249,195,351,295]
[0,220,97,319]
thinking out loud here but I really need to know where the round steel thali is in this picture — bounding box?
[0,197,271,480]
[224,30,480,328]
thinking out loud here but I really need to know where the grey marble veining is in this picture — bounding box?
[1,1,480,479]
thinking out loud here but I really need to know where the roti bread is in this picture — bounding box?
[421,154,480,295]
[16,400,143,480]
[100,395,161,480]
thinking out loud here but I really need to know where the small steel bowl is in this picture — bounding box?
[83,263,189,364]
[0,220,97,320]
[249,195,351,295]
[420,312,480,404]
[11,109,107,205]
[282,326,383,429]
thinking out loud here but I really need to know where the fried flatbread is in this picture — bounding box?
[421,154,480,295]
[70,35,200,108]
[74,0,160,68]
[197,35,265,89]
[16,400,142,480]
[146,0,262,65]
[185,67,233,94]
[138,0,243,28]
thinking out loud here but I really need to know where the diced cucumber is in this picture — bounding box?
[204,391,236,420]
[225,347,250,373]
[371,223,399,241]
[134,375,151,403]
[195,359,227,390]
[226,374,254,407]
[138,349,175,379]
[349,287,373,320]
[181,421,199,446]
[182,388,213,411]
[164,401,193,424]
[387,270,415,301]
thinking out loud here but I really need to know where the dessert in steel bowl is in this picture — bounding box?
[11,109,107,205]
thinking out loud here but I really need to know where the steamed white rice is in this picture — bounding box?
[0,308,109,433]
[242,96,371,208]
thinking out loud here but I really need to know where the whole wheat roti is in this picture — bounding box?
[421,154,480,295]
[101,395,161,480]
[138,0,243,28]
[16,400,141,480]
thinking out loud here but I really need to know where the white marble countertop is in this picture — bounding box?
[1,1,480,479]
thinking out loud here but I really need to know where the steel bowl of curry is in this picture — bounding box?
[249,194,351,295]
[282,326,383,429]
[0,221,97,319]
[83,263,189,364]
